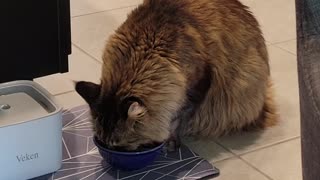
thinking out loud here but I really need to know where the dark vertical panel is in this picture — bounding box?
[296,0,320,179]
[58,0,72,72]
[0,0,70,83]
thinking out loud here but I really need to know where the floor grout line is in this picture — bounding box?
[214,141,274,180]
[237,157,274,180]
[71,5,138,18]
[268,38,297,45]
[237,136,301,156]
[72,43,103,65]
[54,90,76,97]
[212,156,238,164]
[214,136,300,157]
[214,136,301,180]
[272,44,297,56]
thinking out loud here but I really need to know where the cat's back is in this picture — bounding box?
[107,0,267,84]
[128,0,260,32]
[120,0,264,56]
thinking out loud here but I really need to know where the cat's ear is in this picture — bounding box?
[75,81,101,105]
[128,102,146,118]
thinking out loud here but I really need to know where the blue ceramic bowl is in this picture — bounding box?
[93,136,165,171]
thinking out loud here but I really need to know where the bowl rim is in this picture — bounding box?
[93,136,165,155]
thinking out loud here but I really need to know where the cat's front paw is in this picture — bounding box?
[164,136,181,152]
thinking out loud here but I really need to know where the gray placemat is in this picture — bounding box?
[34,105,219,180]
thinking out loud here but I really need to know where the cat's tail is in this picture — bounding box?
[261,79,279,127]
[243,78,279,131]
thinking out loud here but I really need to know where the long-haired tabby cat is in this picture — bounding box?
[76,0,277,151]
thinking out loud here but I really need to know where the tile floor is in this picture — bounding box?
[35,0,301,179]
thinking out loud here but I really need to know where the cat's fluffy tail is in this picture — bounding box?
[243,79,278,131]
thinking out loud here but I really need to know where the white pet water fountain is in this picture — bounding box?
[0,80,62,180]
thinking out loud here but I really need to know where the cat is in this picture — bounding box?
[75,0,277,151]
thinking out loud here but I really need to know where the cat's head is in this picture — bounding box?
[75,78,185,151]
